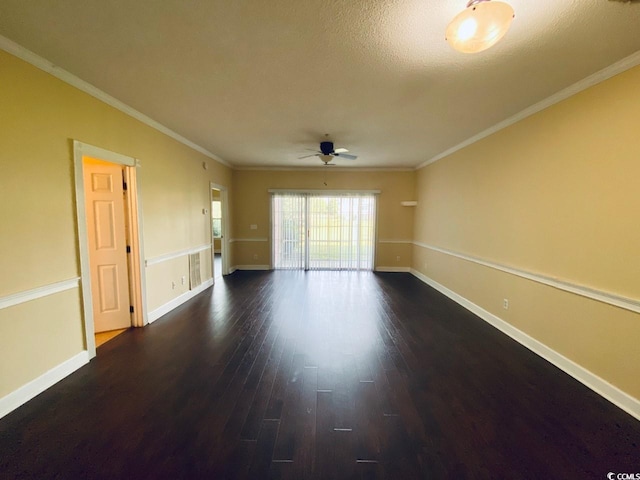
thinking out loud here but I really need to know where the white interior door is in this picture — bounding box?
[83,158,131,332]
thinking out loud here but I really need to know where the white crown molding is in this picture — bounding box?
[413,241,640,315]
[0,34,232,169]
[0,351,90,419]
[416,49,640,170]
[4,34,638,174]
[228,238,268,243]
[267,189,381,195]
[410,269,640,422]
[148,278,213,323]
[0,278,80,310]
[234,166,414,172]
[145,244,212,267]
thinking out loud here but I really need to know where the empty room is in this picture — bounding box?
[1,1,639,478]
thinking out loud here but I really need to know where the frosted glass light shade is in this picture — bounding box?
[446,0,515,54]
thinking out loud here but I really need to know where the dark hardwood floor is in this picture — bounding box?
[1,271,638,479]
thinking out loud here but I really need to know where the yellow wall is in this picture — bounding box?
[2,40,637,414]
[412,66,640,399]
[0,50,231,398]
[145,249,212,312]
[231,169,415,269]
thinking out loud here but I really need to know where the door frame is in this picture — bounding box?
[210,182,230,277]
[73,141,147,358]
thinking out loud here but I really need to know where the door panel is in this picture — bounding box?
[94,201,116,249]
[97,264,120,312]
[272,194,307,269]
[84,159,131,332]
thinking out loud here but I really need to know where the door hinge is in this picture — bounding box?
[123,180,128,191]
[130,305,134,313]
[126,245,131,253]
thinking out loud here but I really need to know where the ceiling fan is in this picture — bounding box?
[299,136,358,165]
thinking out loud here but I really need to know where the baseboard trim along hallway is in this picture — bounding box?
[375,266,411,273]
[0,351,90,419]
[410,268,640,421]
[148,278,214,323]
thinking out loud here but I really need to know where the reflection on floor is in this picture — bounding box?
[214,252,222,278]
[95,328,128,348]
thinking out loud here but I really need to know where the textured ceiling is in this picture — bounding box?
[1,0,639,168]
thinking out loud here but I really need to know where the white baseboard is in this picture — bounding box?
[410,268,640,422]
[0,351,90,419]
[231,265,271,271]
[148,278,214,323]
[375,266,411,273]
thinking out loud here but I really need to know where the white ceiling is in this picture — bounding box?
[1,0,639,169]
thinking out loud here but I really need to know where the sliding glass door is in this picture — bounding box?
[272,193,376,271]
[272,194,307,269]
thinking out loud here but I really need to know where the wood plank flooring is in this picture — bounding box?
[0,271,638,479]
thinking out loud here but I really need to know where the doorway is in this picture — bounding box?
[74,141,146,358]
[83,158,131,347]
[271,192,377,271]
[210,184,229,279]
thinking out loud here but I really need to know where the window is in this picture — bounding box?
[211,200,222,238]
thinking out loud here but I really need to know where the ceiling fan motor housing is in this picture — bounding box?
[320,141,334,155]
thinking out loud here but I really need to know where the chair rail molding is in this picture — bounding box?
[413,241,640,315]
[145,244,213,266]
[0,278,80,310]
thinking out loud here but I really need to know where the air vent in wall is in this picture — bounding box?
[189,253,202,289]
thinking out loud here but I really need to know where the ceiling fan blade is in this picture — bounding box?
[298,154,319,159]
[333,148,349,154]
[334,153,357,160]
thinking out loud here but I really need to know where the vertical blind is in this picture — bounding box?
[272,193,307,270]
[272,193,376,271]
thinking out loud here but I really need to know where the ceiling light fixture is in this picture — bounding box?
[446,0,515,54]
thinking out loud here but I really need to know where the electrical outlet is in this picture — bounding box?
[250,224,258,230]
[503,298,509,310]
[253,254,258,260]
[396,256,401,262]
[181,276,186,285]
[172,281,176,290]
